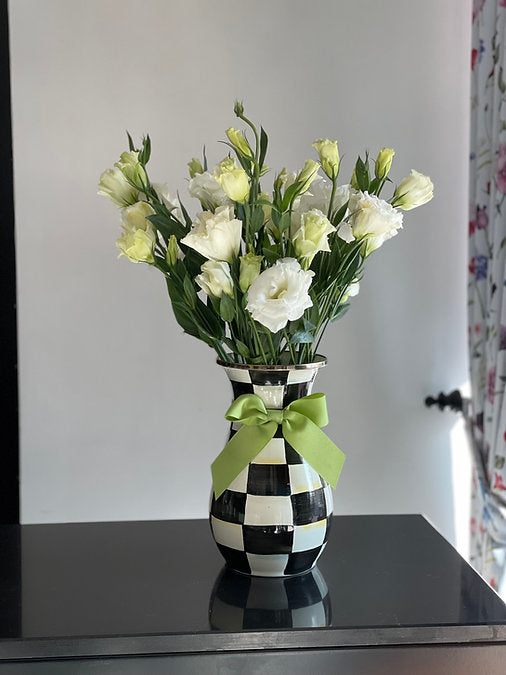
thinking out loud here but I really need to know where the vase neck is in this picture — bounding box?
[222,364,323,410]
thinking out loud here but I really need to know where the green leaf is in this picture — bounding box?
[222,337,237,354]
[166,277,184,304]
[219,293,236,322]
[307,303,320,328]
[183,275,197,309]
[342,251,361,285]
[127,131,136,152]
[138,135,151,165]
[354,154,370,191]
[148,201,186,240]
[199,299,225,339]
[236,152,253,174]
[251,206,265,234]
[259,127,269,168]
[290,330,315,345]
[171,301,200,338]
[180,246,206,279]
[330,302,350,322]
[262,247,281,264]
[278,212,291,233]
[177,192,193,229]
[281,180,303,211]
[222,338,250,360]
[235,339,250,359]
[256,198,274,209]
[368,177,380,195]
[303,317,316,332]
[331,200,349,226]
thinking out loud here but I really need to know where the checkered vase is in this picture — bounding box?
[210,357,333,577]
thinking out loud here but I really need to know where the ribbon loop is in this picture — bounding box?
[211,392,345,499]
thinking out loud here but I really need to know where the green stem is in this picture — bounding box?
[283,328,296,364]
[327,177,338,220]
[214,340,229,361]
[266,330,277,364]
[249,315,268,364]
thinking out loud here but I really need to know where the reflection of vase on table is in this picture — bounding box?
[210,358,333,577]
[209,565,331,630]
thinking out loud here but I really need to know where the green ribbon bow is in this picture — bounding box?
[211,392,346,498]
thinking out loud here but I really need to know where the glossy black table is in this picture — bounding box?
[0,515,505,674]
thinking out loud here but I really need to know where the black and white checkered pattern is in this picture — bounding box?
[209,565,331,630]
[210,360,333,577]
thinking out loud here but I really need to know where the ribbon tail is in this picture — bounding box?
[283,414,346,488]
[211,422,277,499]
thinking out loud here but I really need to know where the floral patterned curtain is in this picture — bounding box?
[469,0,506,595]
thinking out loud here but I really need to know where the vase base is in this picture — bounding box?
[216,541,328,578]
[226,561,318,579]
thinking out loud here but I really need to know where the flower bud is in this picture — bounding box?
[234,101,245,117]
[392,170,434,210]
[115,151,147,188]
[226,128,253,158]
[274,168,288,191]
[214,158,250,203]
[374,148,395,180]
[296,160,320,193]
[196,260,234,298]
[312,139,340,180]
[239,253,263,292]
[188,157,204,178]
[166,235,179,267]
[259,191,272,224]
[350,168,359,190]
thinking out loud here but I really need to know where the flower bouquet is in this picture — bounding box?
[99,102,433,576]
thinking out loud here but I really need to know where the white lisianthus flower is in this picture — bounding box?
[347,280,360,297]
[116,201,157,263]
[116,229,156,263]
[340,191,403,253]
[98,167,139,207]
[291,209,336,266]
[121,200,155,230]
[392,170,434,210]
[180,205,242,262]
[246,258,314,333]
[188,171,232,211]
[292,176,350,220]
[196,260,234,298]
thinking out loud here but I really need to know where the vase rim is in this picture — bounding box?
[216,354,327,371]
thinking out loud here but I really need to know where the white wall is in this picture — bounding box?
[9,0,472,546]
